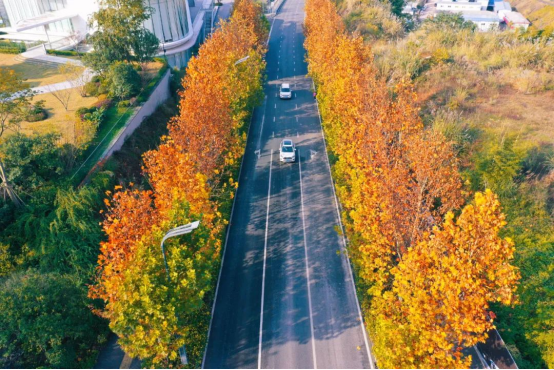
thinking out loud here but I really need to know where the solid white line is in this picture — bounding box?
[202,107,256,369]
[266,14,276,46]
[494,329,518,368]
[474,345,490,369]
[258,149,273,370]
[298,151,318,369]
[313,82,375,369]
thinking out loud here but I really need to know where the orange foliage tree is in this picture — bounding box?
[89,0,267,366]
[304,0,519,367]
[371,190,519,368]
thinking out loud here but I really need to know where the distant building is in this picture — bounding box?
[499,10,530,29]
[0,0,9,26]
[0,0,197,68]
[402,2,417,15]
[461,10,500,30]
[493,1,511,12]
[437,0,484,12]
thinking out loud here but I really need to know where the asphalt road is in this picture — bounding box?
[203,0,374,368]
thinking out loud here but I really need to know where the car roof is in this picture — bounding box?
[282,139,293,146]
[281,83,290,88]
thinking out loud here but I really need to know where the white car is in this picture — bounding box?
[279,139,296,163]
[279,83,292,99]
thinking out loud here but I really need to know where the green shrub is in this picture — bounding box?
[83,81,99,97]
[83,106,106,127]
[118,100,131,108]
[75,106,93,119]
[25,100,47,122]
[107,62,142,99]
[45,49,85,57]
[0,41,26,54]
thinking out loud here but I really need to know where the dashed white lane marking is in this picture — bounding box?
[201,100,257,369]
[313,81,375,369]
[258,149,273,370]
[275,104,277,109]
[296,116,298,122]
[298,152,318,369]
[296,104,298,109]
[273,116,276,122]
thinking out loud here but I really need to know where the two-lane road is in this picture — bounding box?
[203,0,373,367]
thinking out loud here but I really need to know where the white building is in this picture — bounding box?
[462,10,500,30]
[493,1,511,12]
[0,0,199,68]
[499,10,530,30]
[436,0,484,12]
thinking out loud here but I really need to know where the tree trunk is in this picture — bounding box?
[0,159,23,207]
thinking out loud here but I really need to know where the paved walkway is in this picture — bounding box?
[20,45,84,66]
[94,334,141,369]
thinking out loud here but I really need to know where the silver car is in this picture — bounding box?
[279,139,296,163]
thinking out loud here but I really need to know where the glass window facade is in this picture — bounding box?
[144,0,189,43]
[3,0,73,33]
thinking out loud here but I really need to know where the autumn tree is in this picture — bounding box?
[371,190,519,368]
[90,0,267,365]
[304,0,518,368]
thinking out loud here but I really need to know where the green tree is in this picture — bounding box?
[106,62,142,99]
[0,133,63,194]
[0,69,33,138]
[0,69,34,207]
[131,28,160,69]
[83,0,155,72]
[424,13,477,32]
[0,270,108,368]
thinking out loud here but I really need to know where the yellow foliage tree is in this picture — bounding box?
[371,190,519,368]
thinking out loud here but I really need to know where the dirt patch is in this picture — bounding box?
[473,86,554,143]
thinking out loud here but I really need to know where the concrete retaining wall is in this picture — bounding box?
[101,70,171,160]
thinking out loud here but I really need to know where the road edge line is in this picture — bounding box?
[258,149,273,369]
[312,82,375,369]
[298,150,318,369]
[201,108,256,369]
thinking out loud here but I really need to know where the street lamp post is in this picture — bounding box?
[234,55,250,65]
[160,220,200,365]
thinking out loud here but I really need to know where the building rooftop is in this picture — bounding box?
[494,1,511,11]
[461,10,501,22]
[502,11,530,23]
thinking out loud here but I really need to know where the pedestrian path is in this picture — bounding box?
[19,45,83,66]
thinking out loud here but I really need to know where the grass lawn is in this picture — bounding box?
[0,53,83,88]
[71,104,137,184]
[19,92,98,142]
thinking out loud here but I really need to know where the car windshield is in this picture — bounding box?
[281,87,290,93]
[282,146,294,153]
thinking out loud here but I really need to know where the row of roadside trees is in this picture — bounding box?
[304,0,520,367]
[0,0,164,367]
[88,0,268,367]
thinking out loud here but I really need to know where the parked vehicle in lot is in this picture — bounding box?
[279,139,296,163]
[279,83,292,99]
